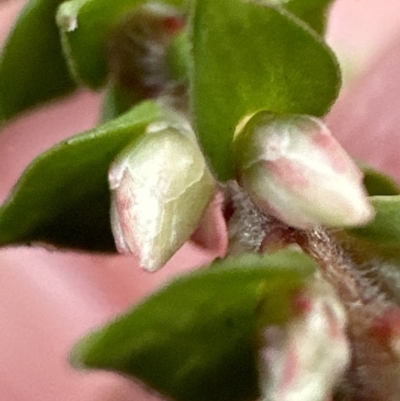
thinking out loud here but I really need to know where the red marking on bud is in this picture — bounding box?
[292,292,314,315]
[163,16,185,33]
[371,307,400,343]
[264,158,310,192]
[324,304,347,342]
[311,130,349,174]
[282,345,300,391]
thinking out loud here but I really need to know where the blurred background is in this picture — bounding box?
[0,1,400,400]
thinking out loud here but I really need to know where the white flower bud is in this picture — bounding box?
[109,123,215,271]
[234,112,375,229]
[259,277,350,401]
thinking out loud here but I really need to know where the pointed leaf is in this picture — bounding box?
[72,250,317,401]
[57,0,187,89]
[360,163,400,196]
[191,0,341,180]
[163,0,336,95]
[101,85,141,122]
[334,194,400,306]
[0,0,76,123]
[348,196,400,246]
[166,31,190,83]
[283,0,334,34]
[0,101,168,251]
[165,0,334,88]
[337,169,400,264]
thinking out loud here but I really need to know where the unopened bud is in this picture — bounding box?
[109,123,215,271]
[234,112,375,229]
[259,278,350,401]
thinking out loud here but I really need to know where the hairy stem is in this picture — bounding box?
[225,182,400,400]
[298,228,400,401]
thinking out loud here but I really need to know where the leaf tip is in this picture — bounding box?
[69,331,103,371]
[57,2,79,32]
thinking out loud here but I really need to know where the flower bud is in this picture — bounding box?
[259,278,350,401]
[109,123,215,271]
[234,112,374,229]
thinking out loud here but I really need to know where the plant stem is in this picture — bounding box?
[293,229,400,401]
[225,181,400,400]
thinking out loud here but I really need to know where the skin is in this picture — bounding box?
[0,0,400,400]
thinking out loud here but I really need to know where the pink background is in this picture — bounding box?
[1,1,400,400]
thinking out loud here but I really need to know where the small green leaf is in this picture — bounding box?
[72,251,317,401]
[283,0,334,34]
[0,101,168,251]
[191,0,341,180]
[166,31,190,83]
[337,169,400,263]
[335,230,400,268]
[165,0,334,89]
[360,163,400,196]
[57,0,187,89]
[0,0,77,122]
[101,85,141,122]
[348,196,400,246]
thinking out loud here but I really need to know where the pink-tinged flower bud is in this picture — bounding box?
[234,112,375,229]
[109,123,215,271]
[259,278,350,401]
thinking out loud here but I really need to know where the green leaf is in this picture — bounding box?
[338,167,400,263]
[0,100,168,252]
[360,163,400,196]
[57,0,187,89]
[101,85,141,122]
[283,0,334,35]
[72,250,317,401]
[348,196,400,246]
[191,0,341,181]
[165,0,334,88]
[0,0,76,123]
[335,230,400,268]
[166,31,191,83]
